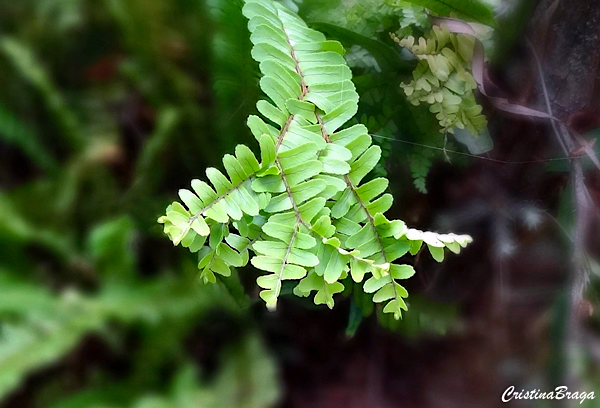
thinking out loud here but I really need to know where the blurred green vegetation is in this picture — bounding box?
[0,0,281,406]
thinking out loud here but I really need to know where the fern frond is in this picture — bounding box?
[158,144,264,244]
[241,0,361,309]
[158,0,472,317]
[393,24,488,135]
[410,147,434,193]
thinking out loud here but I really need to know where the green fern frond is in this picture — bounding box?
[409,147,434,193]
[158,0,472,319]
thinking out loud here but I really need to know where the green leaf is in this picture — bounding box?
[373,283,396,303]
[428,244,445,262]
[253,240,319,267]
[331,188,356,219]
[295,272,344,309]
[383,298,408,320]
[401,0,496,26]
[345,224,376,250]
[363,276,388,293]
[283,160,323,187]
[179,189,204,213]
[390,264,416,280]
[216,243,244,267]
[349,145,381,185]
[356,178,389,202]
[309,22,414,73]
[262,222,316,249]
[278,143,320,168]
[318,244,349,284]
[350,257,371,283]
[190,217,210,236]
[206,168,232,195]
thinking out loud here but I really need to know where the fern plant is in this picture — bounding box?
[158,0,472,319]
[393,24,488,135]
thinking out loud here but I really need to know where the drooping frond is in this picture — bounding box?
[158,0,472,318]
[241,0,361,309]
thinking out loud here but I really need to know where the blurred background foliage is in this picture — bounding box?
[1,0,600,407]
[0,0,282,406]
